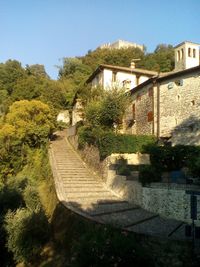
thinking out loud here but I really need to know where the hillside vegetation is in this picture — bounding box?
[1,44,197,267]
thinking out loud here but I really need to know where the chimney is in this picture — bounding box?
[130,61,135,69]
[130,59,140,69]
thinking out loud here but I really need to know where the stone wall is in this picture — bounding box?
[72,99,84,126]
[159,72,200,145]
[124,68,200,145]
[104,154,200,224]
[124,83,154,135]
[57,110,70,124]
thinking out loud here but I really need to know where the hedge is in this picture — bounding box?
[77,126,156,159]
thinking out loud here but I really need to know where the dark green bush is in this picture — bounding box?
[23,185,42,211]
[139,165,161,186]
[145,144,200,173]
[70,226,153,267]
[0,186,24,215]
[5,208,50,264]
[78,126,156,159]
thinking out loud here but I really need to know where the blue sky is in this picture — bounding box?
[0,0,199,79]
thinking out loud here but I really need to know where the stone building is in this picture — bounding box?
[86,63,157,91]
[99,39,144,51]
[124,41,200,145]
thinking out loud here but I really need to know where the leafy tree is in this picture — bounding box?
[85,87,130,129]
[11,75,44,101]
[5,100,55,146]
[0,60,26,94]
[4,208,49,264]
[138,44,174,72]
[26,64,50,79]
[82,47,144,70]
[39,79,68,110]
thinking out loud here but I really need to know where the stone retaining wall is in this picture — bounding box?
[104,154,200,225]
[67,136,200,225]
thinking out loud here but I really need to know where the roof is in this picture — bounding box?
[157,65,200,82]
[130,64,200,95]
[86,64,158,84]
[174,41,200,49]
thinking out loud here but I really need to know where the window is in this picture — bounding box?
[147,111,153,122]
[177,50,180,61]
[188,48,191,57]
[112,71,117,82]
[181,48,184,59]
[193,49,196,58]
[148,87,153,97]
[122,79,131,89]
[136,75,140,85]
[136,94,141,101]
[132,103,136,120]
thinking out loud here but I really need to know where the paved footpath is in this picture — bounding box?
[49,130,189,240]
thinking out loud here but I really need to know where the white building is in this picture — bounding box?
[174,41,200,71]
[86,63,157,91]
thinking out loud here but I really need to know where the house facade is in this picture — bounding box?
[124,41,200,145]
[86,64,157,91]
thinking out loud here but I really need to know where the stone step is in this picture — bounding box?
[88,203,138,216]
[66,195,120,204]
[65,191,115,198]
[62,181,102,185]
[64,187,111,193]
[127,216,184,239]
[63,184,104,188]
[94,208,156,227]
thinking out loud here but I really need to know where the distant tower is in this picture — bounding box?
[174,41,200,71]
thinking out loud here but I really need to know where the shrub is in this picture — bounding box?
[78,126,156,159]
[70,226,153,267]
[0,186,24,215]
[23,185,42,211]
[139,165,161,186]
[4,208,50,264]
[97,132,156,159]
[146,144,200,173]
[85,87,131,129]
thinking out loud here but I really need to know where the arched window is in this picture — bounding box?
[193,49,196,58]
[177,50,180,61]
[181,48,184,59]
[188,48,191,57]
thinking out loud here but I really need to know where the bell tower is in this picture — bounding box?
[174,41,200,71]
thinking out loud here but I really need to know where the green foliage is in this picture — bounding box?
[138,44,174,72]
[26,64,50,78]
[82,47,145,70]
[23,185,42,211]
[145,144,200,173]
[139,165,161,186]
[70,226,153,267]
[0,60,26,95]
[85,87,130,129]
[6,100,55,147]
[5,208,50,263]
[116,157,132,176]
[0,186,24,215]
[78,126,156,159]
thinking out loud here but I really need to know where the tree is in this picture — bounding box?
[85,87,130,129]
[138,44,174,72]
[5,100,55,146]
[5,208,49,264]
[0,60,26,94]
[26,64,50,79]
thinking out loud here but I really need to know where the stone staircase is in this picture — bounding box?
[49,131,190,240]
